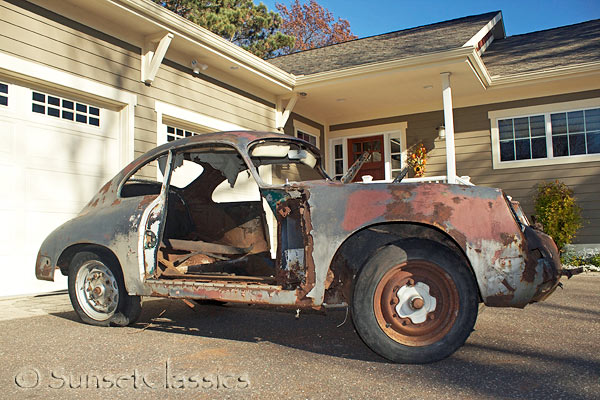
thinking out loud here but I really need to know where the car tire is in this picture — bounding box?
[352,239,478,364]
[68,251,142,327]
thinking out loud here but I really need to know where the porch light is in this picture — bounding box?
[437,124,446,139]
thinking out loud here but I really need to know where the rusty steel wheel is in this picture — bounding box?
[373,260,460,347]
[352,240,478,364]
[68,250,142,327]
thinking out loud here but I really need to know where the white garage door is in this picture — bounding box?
[0,81,121,297]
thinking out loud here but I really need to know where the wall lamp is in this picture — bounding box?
[437,124,446,139]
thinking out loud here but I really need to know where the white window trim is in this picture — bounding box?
[329,137,347,178]
[489,98,600,169]
[0,51,137,167]
[293,120,320,148]
[327,122,408,180]
[155,101,247,146]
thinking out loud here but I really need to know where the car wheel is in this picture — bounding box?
[68,251,142,327]
[352,239,478,364]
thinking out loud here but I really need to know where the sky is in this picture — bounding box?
[261,0,600,38]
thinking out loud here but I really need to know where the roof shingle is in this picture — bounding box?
[482,19,600,77]
[267,11,500,75]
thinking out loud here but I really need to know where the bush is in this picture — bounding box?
[533,180,582,252]
[561,247,600,272]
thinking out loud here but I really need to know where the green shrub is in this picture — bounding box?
[533,180,582,252]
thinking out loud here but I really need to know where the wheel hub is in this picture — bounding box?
[75,261,119,320]
[395,282,436,324]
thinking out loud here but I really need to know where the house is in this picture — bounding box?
[1,0,598,296]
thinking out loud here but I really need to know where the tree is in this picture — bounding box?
[275,0,357,54]
[152,0,295,58]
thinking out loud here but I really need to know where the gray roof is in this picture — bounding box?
[482,19,600,77]
[267,11,500,75]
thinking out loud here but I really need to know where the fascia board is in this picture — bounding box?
[294,47,477,88]
[489,62,600,87]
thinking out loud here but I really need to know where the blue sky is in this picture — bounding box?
[261,0,600,38]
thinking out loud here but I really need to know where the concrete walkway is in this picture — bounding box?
[0,290,72,321]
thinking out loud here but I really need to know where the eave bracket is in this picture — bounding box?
[141,31,174,86]
[275,93,299,130]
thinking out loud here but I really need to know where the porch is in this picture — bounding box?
[276,71,472,186]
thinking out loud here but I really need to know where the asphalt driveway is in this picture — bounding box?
[1,273,599,399]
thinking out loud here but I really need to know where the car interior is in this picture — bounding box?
[120,140,325,285]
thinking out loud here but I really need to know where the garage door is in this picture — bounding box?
[0,81,121,296]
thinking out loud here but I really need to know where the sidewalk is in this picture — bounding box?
[0,291,73,321]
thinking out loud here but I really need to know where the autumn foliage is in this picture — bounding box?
[276,0,357,54]
[407,143,427,177]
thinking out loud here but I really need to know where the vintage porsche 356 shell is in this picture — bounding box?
[36,131,562,363]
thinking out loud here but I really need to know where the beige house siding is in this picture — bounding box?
[330,90,600,244]
[1,0,276,162]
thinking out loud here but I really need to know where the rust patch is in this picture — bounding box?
[324,268,334,290]
[485,293,515,307]
[342,190,392,232]
[99,181,111,195]
[111,198,122,206]
[501,279,515,292]
[278,206,291,218]
[432,202,453,221]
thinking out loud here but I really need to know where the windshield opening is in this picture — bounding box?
[249,139,327,185]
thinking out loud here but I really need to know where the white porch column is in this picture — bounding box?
[441,72,457,184]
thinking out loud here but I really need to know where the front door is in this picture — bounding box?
[347,135,385,182]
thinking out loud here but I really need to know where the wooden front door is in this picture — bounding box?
[347,135,385,182]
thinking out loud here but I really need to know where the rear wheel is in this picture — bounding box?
[352,239,478,363]
[68,251,141,326]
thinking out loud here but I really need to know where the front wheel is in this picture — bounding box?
[352,239,479,363]
[68,251,142,327]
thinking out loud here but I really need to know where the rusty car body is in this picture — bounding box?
[36,131,562,363]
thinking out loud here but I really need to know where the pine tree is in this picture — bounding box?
[153,0,295,58]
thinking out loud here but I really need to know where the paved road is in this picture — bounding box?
[1,273,599,399]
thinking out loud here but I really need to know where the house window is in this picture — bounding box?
[498,115,547,161]
[0,82,8,107]
[490,101,600,169]
[333,142,344,179]
[297,130,317,146]
[390,135,403,176]
[551,109,600,156]
[166,125,198,142]
[31,91,100,126]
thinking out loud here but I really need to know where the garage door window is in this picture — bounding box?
[0,82,7,107]
[167,125,198,142]
[31,91,100,127]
